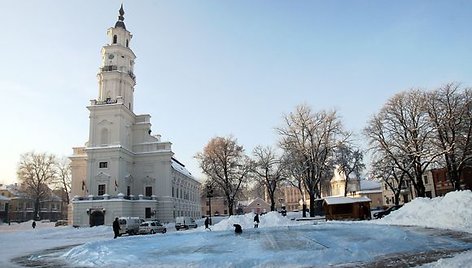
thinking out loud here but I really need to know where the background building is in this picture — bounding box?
[0,184,63,223]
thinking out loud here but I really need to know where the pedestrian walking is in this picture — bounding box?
[254,213,259,228]
[32,221,36,229]
[204,217,211,230]
[113,217,120,239]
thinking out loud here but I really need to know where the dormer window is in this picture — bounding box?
[113,35,117,44]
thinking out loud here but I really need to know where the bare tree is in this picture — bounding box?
[365,90,441,197]
[54,158,72,205]
[277,104,345,217]
[282,151,308,217]
[371,153,408,206]
[195,136,251,216]
[334,141,365,196]
[17,152,57,220]
[251,145,285,211]
[427,83,472,190]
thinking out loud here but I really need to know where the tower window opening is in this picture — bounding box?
[113,35,117,44]
[145,186,152,197]
[98,184,106,196]
[126,39,129,47]
[99,162,108,168]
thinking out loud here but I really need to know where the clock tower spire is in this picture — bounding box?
[96,4,136,111]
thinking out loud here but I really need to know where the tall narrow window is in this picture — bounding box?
[145,207,151,218]
[126,39,129,47]
[127,186,131,196]
[145,186,152,197]
[113,35,117,44]
[98,184,106,196]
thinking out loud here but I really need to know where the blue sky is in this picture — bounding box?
[1,1,471,184]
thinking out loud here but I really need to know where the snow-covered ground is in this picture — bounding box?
[0,190,471,267]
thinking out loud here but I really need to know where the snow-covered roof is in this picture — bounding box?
[247,197,269,207]
[171,158,192,177]
[324,196,371,205]
[0,195,10,201]
[360,180,381,191]
[238,200,249,206]
[357,190,382,195]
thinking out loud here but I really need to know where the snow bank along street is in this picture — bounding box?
[0,190,471,267]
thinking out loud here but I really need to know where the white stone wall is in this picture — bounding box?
[71,196,158,227]
[69,13,201,227]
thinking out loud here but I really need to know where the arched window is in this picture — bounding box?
[100,128,109,146]
[113,35,117,44]
[126,39,129,47]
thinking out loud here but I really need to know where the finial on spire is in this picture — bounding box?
[114,4,127,30]
[118,4,125,21]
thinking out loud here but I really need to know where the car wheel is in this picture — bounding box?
[150,230,155,234]
[162,229,167,233]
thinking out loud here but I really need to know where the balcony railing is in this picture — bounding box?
[74,194,157,201]
[101,65,135,81]
[101,65,118,72]
[95,98,118,105]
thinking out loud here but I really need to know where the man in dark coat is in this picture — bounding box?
[204,217,210,230]
[254,213,259,228]
[233,224,242,234]
[32,221,36,229]
[113,217,120,239]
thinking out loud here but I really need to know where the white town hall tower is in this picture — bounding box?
[69,5,201,227]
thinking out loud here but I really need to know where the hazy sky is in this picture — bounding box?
[1,1,471,184]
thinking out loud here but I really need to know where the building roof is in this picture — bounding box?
[324,196,371,205]
[0,195,10,201]
[247,197,269,207]
[360,180,381,191]
[171,158,193,178]
[357,190,382,195]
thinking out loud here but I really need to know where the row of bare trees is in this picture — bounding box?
[365,83,472,204]
[196,83,472,216]
[16,152,71,220]
[196,105,364,217]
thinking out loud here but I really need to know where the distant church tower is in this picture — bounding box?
[69,5,201,227]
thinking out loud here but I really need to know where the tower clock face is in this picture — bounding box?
[108,54,115,59]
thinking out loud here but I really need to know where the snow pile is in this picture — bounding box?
[377,190,472,233]
[210,211,300,231]
[416,250,472,268]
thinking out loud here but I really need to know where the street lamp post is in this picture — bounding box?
[206,185,214,225]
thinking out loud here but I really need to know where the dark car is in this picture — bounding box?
[373,205,403,219]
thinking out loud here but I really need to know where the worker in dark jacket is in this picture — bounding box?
[254,214,260,228]
[233,224,242,234]
[113,217,120,239]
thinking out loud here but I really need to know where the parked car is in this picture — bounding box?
[139,221,167,234]
[118,217,142,235]
[55,220,68,227]
[175,217,197,230]
[373,205,403,219]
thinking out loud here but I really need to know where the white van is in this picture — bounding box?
[175,217,197,230]
[118,217,142,235]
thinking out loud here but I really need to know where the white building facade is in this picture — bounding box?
[69,6,201,227]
